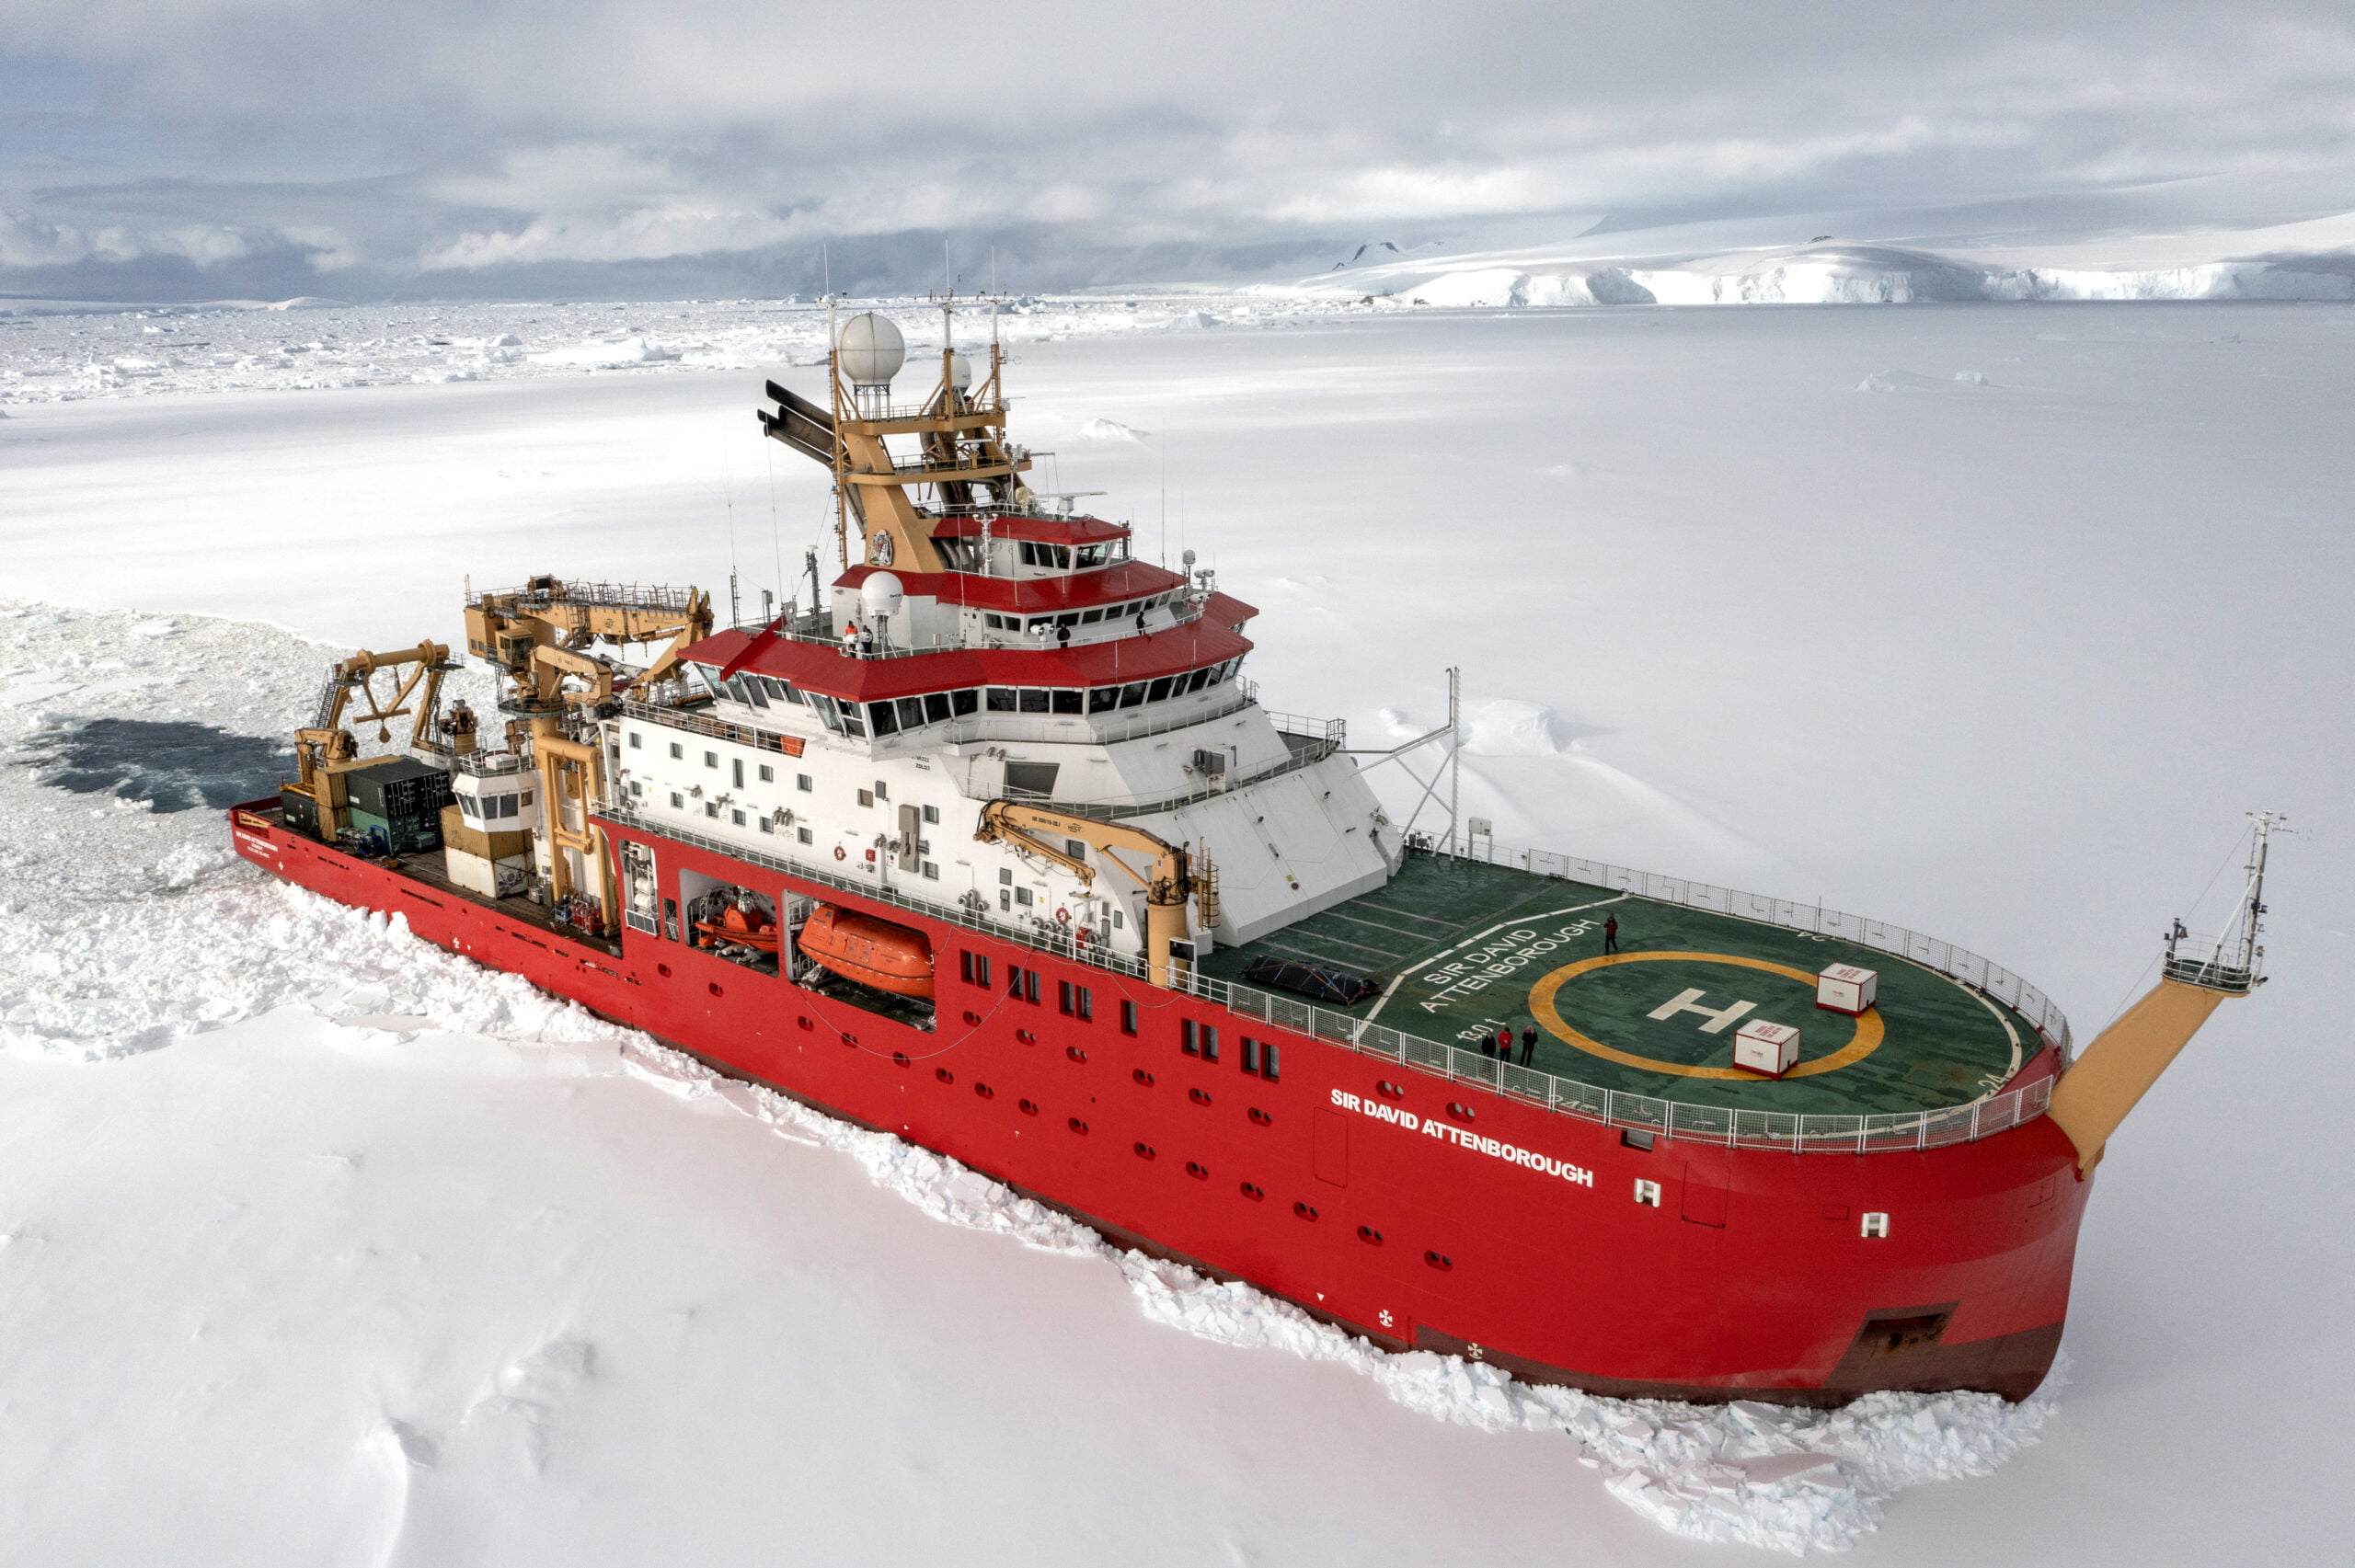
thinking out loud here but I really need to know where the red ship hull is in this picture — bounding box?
[230,802,2087,1404]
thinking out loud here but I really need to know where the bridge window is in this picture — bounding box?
[987,687,1017,711]
[951,690,978,716]
[1118,682,1147,709]
[924,692,951,724]
[867,703,899,737]
[1088,687,1120,714]
[1019,689,1051,714]
[1052,690,1083,715]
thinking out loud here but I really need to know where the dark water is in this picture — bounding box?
[20,717,293,814]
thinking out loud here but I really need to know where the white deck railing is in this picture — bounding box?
[595,804,2069,1155]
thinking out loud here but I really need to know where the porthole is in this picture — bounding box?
[1357,1225,1384,1246]
[1292,1201,1319,1222]
[1239,1182,1266,1201]
[892,1051,911,1068]
[963,1010,982,1026]
[1132,1141,1156,1160]
[1424,1251,1453,1272]
[935,1067,954,1085]
[1018,1098,1040,1116]
[1016,1028,1037,1045]
[1189,1087,1212,1107]
[1446,1102,1476,1123]
[1375,1081,1405,1101]
[1066,1046,1088,1065]
[1132,1069,1155,1088]
[657,962,672,978]
[1247,1107,1272,1127]
[707,982,724,998]
[797,1015,813,1032]
[1067,1116,1090,1135]
[842,1033,858,1048]
[1185,1162,1210,1181]
[975,1082,995,1100]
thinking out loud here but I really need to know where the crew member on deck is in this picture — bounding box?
[1604,914,1619,954]
[1521,1026,1538,1066]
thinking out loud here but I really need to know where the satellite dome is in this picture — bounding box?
[836,313,905,388]
[1181,548,1197,570]
[947,350,972,392]
[859,571,905,621]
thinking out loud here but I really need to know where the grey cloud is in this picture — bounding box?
[3,1,2353,301]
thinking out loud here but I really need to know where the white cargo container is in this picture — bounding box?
[1732,1019,1801,1077]
[445,846,532,899]
[1816,962,1879,1015]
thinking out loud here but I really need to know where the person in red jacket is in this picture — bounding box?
[1603,914,1620,954]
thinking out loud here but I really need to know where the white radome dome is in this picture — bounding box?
[836,312,906,388]
[859,571,905,621]
[948,350,972,392]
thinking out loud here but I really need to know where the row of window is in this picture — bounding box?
[699,657,1245,741]
[980,589,1176,634]
[454,788,530,820]
[1182,1018,1282,1081]
[1011,540,1126,570]
[955,953,1281,1082]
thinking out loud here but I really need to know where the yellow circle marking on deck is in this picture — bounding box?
[1530,951,1885,1080]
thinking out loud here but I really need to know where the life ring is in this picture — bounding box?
[1055,908,1073,925]
[833,845,846,861]
[1075,927,1094,946]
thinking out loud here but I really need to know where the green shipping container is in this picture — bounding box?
[346,806,443,857]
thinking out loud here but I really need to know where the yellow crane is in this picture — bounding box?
[973,802,1212,987]
[460,579,714,938]
[290,640,457,833]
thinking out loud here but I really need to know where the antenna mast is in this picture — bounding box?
[2166,811,2286,992]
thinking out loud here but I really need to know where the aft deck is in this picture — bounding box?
[1196,851,2054,1116]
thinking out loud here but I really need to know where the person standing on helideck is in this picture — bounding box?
[1520,1026,1538,1066]
[1603,914,1619,954]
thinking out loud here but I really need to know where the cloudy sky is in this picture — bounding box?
[4,1,2353,301]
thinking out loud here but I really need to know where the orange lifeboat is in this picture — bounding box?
[695,900,779,953]
[797,905,936,999]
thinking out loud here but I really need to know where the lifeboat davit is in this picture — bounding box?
[797,905,936,998]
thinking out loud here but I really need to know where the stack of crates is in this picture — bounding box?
[343,758,454,857]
